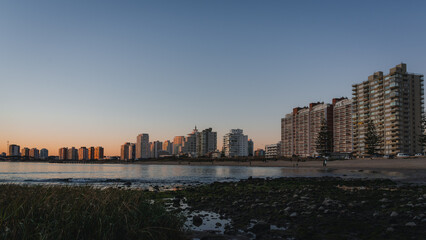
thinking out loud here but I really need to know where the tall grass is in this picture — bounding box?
[0,185,185,240]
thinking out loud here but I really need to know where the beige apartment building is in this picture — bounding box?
[352,63,424,156]
[281,102,333,157]
[333,98,353,153]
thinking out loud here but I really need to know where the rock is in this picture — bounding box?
[390,211,398,217]
[405,222,416,227]
[379,198,389,203]
[373,211,379,217]
[250,221,270,234]
[215,222,222,227]
[318,206,325,211]
[323,209,329,214]
[284,207,291,211]
[193,215,203,227]
[386,227,394,232]
[290,212,298,217]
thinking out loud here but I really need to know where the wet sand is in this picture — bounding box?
[139,158,426,170]
[139,158,426,183]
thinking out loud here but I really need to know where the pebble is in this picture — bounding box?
[390,211,398,217]
[290,212,298,217]
[386,227,394,232]
[405,222,416,227]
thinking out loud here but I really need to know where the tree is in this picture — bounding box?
[365,120,382,156]
[419,113,426,152]
[316,118,333,156]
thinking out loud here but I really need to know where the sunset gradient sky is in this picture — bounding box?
[1,0,426,156]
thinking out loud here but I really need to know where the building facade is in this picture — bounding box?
[88,147,95,160]
[333,98,353,153]
[173,136,185,155]
[248,139,254,156]
[121,142,131,160]
[68,147,78,160]
[40,148,48,159]
[95,146,104,160]
[183,127,198,157]
[163,140,173,154]
[21,147,30,158]
[223,129,249,157]
[59,147,68,160]
[197,128,217,157]
[136,133,150,159]
[78,147,88,160]
[150,141,162,158]
[352,63,424,156]
[265,143,281,159]
[8,144,20,157]
[30,148,39,159]
[281,102,333,157]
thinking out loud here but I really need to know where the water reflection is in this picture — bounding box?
[0,162,410,189]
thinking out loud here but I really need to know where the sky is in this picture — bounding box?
[1,0,426,156]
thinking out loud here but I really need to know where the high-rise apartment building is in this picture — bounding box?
[129,143,135,160]
[150,141,162,158]
[78,147,88,160]
[248,139,254,156]
[223,129,249,157]
[59,147,68,160]
[95,146,104,160]
[40,148,48,159]
[163,140,173,154]
[8,144,20,157]
[21,147,30,158]
[197,128,217,157]
[281,102,333,157]
[352,63,424,156]
[333,98,353,153]
[121,142,131,160]
[68,147,78,160]
[136,134,150,159]
[173,136,185,155]
[30,148,39,159]
[88,147,95,160]
[183,127,198,157]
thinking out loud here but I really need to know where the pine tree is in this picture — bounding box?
[315,118,333,156]
[365,120,382,156]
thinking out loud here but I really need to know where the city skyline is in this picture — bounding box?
[2,1,426,156]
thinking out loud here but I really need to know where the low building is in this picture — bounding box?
[265,143,281,159]
[254,149,265,157]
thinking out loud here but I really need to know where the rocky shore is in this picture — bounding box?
[174,177,426,239]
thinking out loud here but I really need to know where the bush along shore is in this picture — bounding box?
[1,177,426,240]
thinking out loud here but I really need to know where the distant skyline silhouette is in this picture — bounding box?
[1,0,426,155]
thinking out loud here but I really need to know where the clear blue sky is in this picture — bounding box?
[1,0,426,155]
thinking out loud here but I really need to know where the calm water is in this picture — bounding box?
[0,162,407,189]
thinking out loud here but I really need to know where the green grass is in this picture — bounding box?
[0,185,185,240]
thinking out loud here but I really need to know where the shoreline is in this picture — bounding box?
[2,157,426,170]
